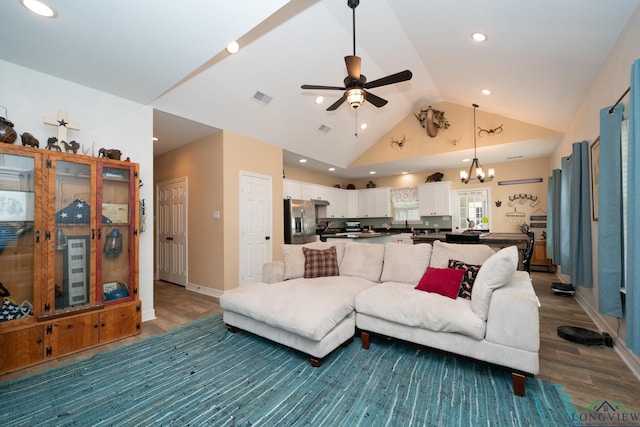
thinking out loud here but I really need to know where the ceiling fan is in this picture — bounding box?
[301,0,413,111]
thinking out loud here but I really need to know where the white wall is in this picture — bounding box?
[0,59,156,321]
[551,7,640,370]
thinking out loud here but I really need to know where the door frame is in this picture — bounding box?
[452,187,492,231]
[155,176,188,284]
[239,170,273,285]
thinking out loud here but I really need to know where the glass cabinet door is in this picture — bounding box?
[97,164,136,304]
[51,159,95,312]
[0,151,39,325]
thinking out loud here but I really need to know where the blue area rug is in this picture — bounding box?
[0,314,575,426]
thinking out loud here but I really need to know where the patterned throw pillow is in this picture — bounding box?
[448,259,482,300]
[302,246,339,278]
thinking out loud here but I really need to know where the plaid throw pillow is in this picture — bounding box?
[302,246,339,278]
[448,259,482,300]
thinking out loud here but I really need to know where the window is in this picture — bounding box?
[452,189,491,231]
[391,187,421,224]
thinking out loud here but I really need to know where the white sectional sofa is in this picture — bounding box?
[220,240,540,396]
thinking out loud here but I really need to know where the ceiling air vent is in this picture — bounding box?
[318,124,331,134]
[252,91,273,106]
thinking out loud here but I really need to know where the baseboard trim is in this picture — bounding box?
[186,283,224,299]
[142,308,157,323]
[573,291,640,381]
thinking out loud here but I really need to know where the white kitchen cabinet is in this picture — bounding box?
[301,183,329,202]
[358,189,375,217]
[283,179,302,199]
[374,187,391,217]
[391,233,414,244]
[358,187,391,218]
[325,187,347,218]
[418,181,452,216]
[346,190,359,218]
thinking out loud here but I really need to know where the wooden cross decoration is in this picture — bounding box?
[44,110,80,142]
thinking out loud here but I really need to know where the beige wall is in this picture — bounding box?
[350,101,560,168]
[284,165,346,188]
[549,6,640,353]
[154,132,225,290]
[154,130,283,293]
[221,130,284,289]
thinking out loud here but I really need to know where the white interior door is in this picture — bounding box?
[239,171,272,285]
[157,177,188,286]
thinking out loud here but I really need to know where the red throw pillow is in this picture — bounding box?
[415,267,465,299]
[302,246,339,278]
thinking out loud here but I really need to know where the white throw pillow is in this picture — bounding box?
[281,241,346,280]
[380,242,432,284]
[471,245,518,320]
[340,243,385,282]
[429,240,495,268]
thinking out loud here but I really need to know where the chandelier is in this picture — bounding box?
[460,104,495,184]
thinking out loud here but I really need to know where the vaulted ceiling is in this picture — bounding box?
[2,0,638,178]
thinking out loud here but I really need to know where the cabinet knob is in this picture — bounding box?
[166,237,173,241]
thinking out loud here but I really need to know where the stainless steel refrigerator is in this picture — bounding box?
[284,199,316,244]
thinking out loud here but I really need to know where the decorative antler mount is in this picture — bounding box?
[390,135,406,149]
[414,106,449,137]
[478,124,503,137]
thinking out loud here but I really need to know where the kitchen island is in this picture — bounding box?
[322,231,402,245]
[412,232,532,269]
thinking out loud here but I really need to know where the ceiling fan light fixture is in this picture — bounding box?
[481,88,492,95]
[346,88,365,108]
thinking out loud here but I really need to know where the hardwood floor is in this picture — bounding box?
[2,274,639,413]
[532,271,640,412]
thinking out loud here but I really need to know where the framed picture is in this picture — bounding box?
[102,203,129,224]
[590,137,600,221]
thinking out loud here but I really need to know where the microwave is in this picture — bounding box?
[345,221,361,232]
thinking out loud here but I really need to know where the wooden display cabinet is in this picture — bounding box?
[0,145,140,375]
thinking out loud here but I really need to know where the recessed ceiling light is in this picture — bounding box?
[299,159,307,163]
[369,171,376,175]
[462,158,471,163]
[471,32,487,42]
[402,170,410,175]
[152,137,159,142]
[22,0,55,17]
[315,96,324,104]
[360,123,367,130]
[226,41,240,54]
[328,167,336,171]
[481,88,492,95]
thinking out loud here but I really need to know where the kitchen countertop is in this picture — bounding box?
[411,232,530,248]
[321,231,403,240]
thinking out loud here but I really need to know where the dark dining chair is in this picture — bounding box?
[445,233,480,244]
